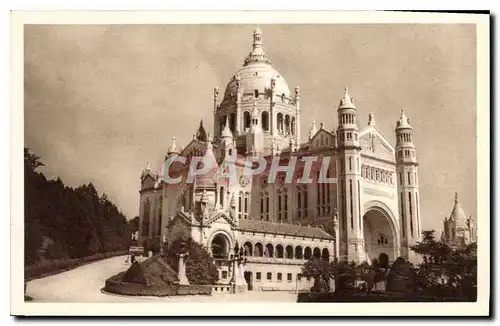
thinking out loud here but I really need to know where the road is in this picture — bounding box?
[26,256,297,303]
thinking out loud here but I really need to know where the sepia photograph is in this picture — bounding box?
[10,11,490,316]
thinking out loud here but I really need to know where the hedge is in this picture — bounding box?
[104,273,212,297]
[25,250,128,281]
[297,291,475,302]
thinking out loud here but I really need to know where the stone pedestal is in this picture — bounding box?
[235,262,248,292]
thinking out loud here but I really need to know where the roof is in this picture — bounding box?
[238,219,334,240]
[450,192,467,229]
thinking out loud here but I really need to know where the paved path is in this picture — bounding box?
[26,256,297,303]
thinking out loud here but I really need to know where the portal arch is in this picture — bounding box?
[362,201,400,264]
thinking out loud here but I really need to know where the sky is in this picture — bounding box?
[24,24,477,232]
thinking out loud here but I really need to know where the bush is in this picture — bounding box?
[166,237,219,285]
[121,261,147,285]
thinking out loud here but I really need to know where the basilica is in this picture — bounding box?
[138,28,423,291]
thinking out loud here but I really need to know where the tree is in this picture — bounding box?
[301,258,334,292]
[356,261,376,291]
[411,230,477,299]
[24,147,44,172]
[24,147,130,265]
[333,260,357,292]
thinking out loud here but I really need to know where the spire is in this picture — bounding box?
[196,120,208,141]
[450,191,467,228]
[167,136,179,155]
[221,116,233,139]
[252,27,263,54]
[146,161,151,171]
[207,132,213,150]
[368,113,376,126]
[396,110,412,130]
[230,192,237,207]
[339,86,355,109]
[244,27,271,66]
[308,118,317,140]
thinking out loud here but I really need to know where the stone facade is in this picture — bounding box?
[137,28,423,291]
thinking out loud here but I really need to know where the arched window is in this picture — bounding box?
[254,243,263,257]
[285,115,290,134]
[286,245,294,259]
[238,191,250,219]
[156,196,163,236]
[211,233,230,258]
[295,246,303,259]
[304,247,312,260]
[264,243,274,258]
[244,111,251,130]
[276,245,284,258]
[261,111,269,131]
[297,184,308,219]
[243,242,253,256]
[321,248,330,261]
[276,188,288,221]
[260,191,270,221]
[313,247,321,259]
[229,113,236,132]
[219,186,224,207]
[254,89,259,98]
[277,113,284,133]
[281,93,285,102]
[142,198,151,236]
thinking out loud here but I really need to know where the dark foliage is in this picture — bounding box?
[386,257,416,293]
[165,237,219,285]
[24,147,130,266]
[297,291,472,302]
[121,261,148,285]
[411,230,477,300]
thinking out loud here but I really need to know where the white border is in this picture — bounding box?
[10,10,490,316]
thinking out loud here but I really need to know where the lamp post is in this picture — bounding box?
[229,242,239,294]
[229,241,248,294]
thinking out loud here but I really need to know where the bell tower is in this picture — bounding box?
[395,110,421,262]
[336,87,365,264]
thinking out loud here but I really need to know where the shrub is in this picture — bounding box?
[166,237,219,285]
[121,261,147,285]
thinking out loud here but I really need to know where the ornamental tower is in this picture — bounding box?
[213,27,299,156]
[395,110,421,261]
[336,87,365,263]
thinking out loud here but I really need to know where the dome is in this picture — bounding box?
[223,63,291,101]
[396,110,412,130]
[222,28,291,101]
[450,192,467,229]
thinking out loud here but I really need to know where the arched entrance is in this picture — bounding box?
[363,204,398,265]
[211,233,231,259]
[379,253,389,269]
